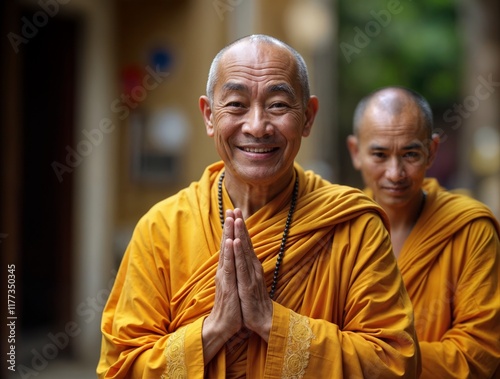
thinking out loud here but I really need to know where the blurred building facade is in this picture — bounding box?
[2,0,337,376]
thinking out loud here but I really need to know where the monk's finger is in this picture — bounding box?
[225,209,235,220]
[234,218,258,273]
[222,239,237,287]
[224,209,235,240]
[233,237,272,336]
[218,238,240,310]
[219,215,234,269]
[233,237,252,286]
[232,211,255,257]
[210,237,243,341]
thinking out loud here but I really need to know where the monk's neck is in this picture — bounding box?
[224,175,293,220]
[379,191,427,257]
[231,191,272,219]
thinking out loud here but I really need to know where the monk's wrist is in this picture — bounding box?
[201,315,228,363]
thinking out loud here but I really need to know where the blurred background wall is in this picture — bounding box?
[1,0,498,377]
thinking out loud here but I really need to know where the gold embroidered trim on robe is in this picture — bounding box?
[162,326,188,379]
[281,312,315,379]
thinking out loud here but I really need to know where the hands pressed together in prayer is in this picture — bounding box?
[202,209,273,363]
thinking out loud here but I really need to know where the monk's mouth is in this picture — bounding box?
[240,147,278,153]
[383,186,408,193]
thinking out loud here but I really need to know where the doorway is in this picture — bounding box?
[17,9,78,362]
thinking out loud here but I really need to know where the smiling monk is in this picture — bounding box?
[97,36,420,378]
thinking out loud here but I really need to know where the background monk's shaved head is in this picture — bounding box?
[353,86,434,138]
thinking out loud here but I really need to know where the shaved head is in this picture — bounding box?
[206,34,311,107]
[353,86,433,138]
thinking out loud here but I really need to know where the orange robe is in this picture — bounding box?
[371,178,500,378]
[97,162,420,378]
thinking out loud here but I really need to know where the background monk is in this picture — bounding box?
[97,35,420,378]
[347,86,500,378]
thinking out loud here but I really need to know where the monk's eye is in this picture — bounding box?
[371,152,386,159]
[226,101,244,108]
[270,102,288,109]
[404,152,421,160]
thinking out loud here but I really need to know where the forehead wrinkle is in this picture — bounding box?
[225,42,295,67]
[223,65,294,82]
[215,44,303,103]
[221,45,298,82]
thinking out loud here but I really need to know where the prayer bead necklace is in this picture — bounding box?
[217,171,299,299]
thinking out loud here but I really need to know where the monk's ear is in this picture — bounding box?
[427,132,440,168]
[302,96,319,137]
[347,134,361,170]
[199,96,214,137]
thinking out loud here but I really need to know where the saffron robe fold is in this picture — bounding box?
[370,178,500,378]
[97,161,420,378]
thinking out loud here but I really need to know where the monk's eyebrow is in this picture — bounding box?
[368,143,387,151]
[402,142,423,150]
[221,82,247,93]
[220,81,296,99]
[268,83,296,98]
[368,142,423,151]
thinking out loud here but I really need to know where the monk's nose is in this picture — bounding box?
[385,158,405,181]
[242,107,273,138]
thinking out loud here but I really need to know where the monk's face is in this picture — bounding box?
[348,96,438,210]
[200,41,318,185]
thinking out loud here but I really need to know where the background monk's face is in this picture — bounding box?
[349,99,435,209]
[203,41,315,185]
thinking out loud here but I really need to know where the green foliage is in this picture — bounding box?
[336,0,462,184]
[337,0,462,129]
